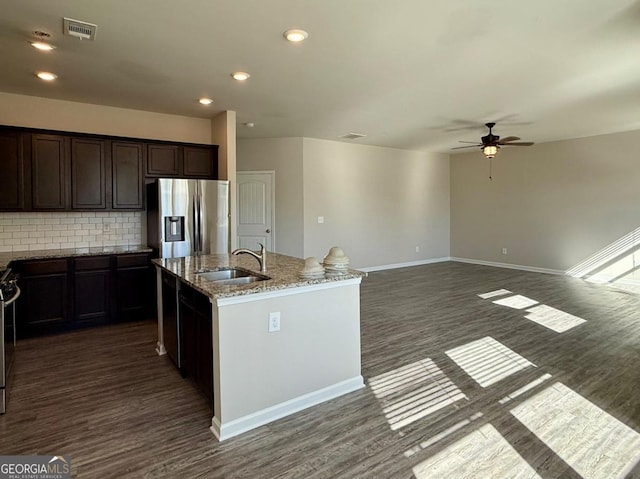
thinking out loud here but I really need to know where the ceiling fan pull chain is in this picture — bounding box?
[489,158,493,181]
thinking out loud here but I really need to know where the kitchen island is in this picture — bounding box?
[153,252,366,441]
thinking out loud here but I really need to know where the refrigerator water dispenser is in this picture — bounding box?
[164,216,185,242]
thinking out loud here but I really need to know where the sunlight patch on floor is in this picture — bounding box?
[499,373,553,405]
[479,290,587,333]
[445,337,536,388]
[523,305,586,333]
[369,358,467,431]
[404,412,484,458]
[510,382,640,479]
[478,289,512,299]
[412,423,542,479]
[492,294,539,310]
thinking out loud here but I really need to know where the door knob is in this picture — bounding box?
[266,229,271,233]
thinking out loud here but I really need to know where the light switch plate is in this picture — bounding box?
[317,216,324,224]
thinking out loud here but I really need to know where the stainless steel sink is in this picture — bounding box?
[195,267,270,285]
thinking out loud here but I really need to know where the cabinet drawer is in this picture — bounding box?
[116,253,149,268]
[75,255,111,271]
[20,258,68,276]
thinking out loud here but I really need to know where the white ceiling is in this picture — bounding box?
[2,0,640,153]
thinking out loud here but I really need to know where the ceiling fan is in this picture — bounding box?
[452,122,534,158]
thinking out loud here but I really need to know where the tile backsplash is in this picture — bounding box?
[0,212,143,252]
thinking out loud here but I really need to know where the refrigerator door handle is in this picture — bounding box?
[192,195,199,254]
[197,190,205,253]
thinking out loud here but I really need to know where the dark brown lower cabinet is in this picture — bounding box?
[73,256,111,326]
[115,253,152,322]
[178,282,213,409]
[161,271,179,368]
[16,259,69,338]
[15,253,152,338]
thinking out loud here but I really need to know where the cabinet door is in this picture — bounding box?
[71,138,107,209]
[197,306,214,407]
[16,259,70,339]
[183,146,217,178]
[73,256,112,326]
[112,141,144,209]
[161,272,179,367]
[31,134,68,210]
[114,253,151,322]
[147,144,180,177]
[180,294,197,378]
[0,131,26,211]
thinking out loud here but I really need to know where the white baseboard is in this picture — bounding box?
[450,257,564,275]
[360,257,450,273]
[210,375,365,441]
[577,273,640,286]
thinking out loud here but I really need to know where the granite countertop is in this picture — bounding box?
[154,252,367,300]
[0,245,153,270]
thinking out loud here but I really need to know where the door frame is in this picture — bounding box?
[236,170,276,251]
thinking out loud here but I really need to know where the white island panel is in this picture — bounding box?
[211,281,364,440]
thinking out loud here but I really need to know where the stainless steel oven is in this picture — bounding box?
[1,268,20,414]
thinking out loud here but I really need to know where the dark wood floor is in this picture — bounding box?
[2,261,640,478]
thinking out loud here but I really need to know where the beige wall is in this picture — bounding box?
[238,137,451,268]
[0,92,212,143]
[303,138,450,269]
[450,129,640,280]
[212,111,237,250]
[237,138,304,257]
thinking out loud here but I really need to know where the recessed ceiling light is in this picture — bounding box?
[199,97,213,105]
[231,72,250,81]
[31,31,55,51]
[283,29,309,42]
[36,71,57,81]
[31,41,55,51]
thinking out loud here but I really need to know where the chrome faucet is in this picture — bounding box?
[232,243,266,272]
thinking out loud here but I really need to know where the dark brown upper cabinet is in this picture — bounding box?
[146,144,180,177]
[0,130,26,211]
[146,143,217,179]
[112,141,144,209]
[71,138,107,209]
[0,125,218,212]
[183,145,217,178]
[31,134,68,210]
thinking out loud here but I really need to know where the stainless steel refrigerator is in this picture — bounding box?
[147,178,229,258]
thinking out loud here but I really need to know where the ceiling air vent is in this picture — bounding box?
[63,17,97,40]
[339,132,367,140]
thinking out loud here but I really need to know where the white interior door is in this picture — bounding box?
[236,171,275,251]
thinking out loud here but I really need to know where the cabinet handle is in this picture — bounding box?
[266,229,271,233]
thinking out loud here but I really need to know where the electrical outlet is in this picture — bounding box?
[317,216,324,224]
[415,246,420,253]
[268,312,281,332]
[102,223,110,233]
[502,247,508,255]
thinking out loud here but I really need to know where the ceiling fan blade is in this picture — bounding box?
[503,142,534,146]
[498,136,520,143]
[451,145,481,150]
[458,140,482,144]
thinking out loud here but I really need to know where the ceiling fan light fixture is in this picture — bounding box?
[483,145,498,158]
